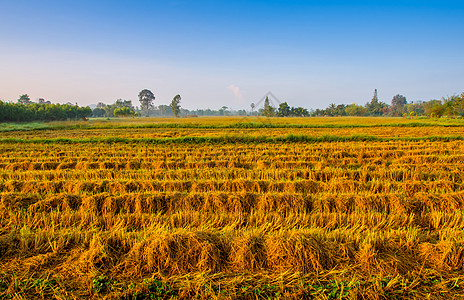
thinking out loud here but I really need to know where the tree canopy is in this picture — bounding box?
[138,89,155,116]
[263,97,275,117]
[17,94,32,105]
[170,95,181,118]
[390,94,407,116]
[0,102,91,122]
[93,99,136,118]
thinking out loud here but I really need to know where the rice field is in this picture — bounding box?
[1,117,464,299]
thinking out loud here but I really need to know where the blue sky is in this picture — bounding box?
[1,0,463,110]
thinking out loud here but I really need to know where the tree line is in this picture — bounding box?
[0,94,92,122]
[2,89,464,122]
[308,90,464,118]
[92,90,309,118]
[92,90,183,118]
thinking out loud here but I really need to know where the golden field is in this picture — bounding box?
[1,117,464,299]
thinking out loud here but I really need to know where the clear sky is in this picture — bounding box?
[1,0,463,110]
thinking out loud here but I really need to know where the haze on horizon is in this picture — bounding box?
[0,0,463,111]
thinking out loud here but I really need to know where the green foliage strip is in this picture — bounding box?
[1,134,463,145]
[2,120,464,132]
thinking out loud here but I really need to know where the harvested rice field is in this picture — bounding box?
[1,117,464,299]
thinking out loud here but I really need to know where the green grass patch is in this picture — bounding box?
[0,122,52,132]
[2,117,464,132]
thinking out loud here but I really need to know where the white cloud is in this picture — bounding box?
[227,84,244,102]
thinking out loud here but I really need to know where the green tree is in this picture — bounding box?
[138,89,155,117]
[219,106,229,116]
[115,99,134,110]
[326,103,336,116]
[454,92,464,116]
[18,94,31,105]
[345,103,366,116]
[170,94,181,118]
[158,105,172,116]
[92,107,106,117]
[366,89,388,116]
[114,107,134,117]
[424,99,444,117]
[263,96,275,117]
[390,94,407,116]
[0,102,91,122]
[405,102,425,117]
[442,93,464,116]
[277,102,291,117]
[291,107,309,117]
[78,106,92,119]
[334,104,347,116]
